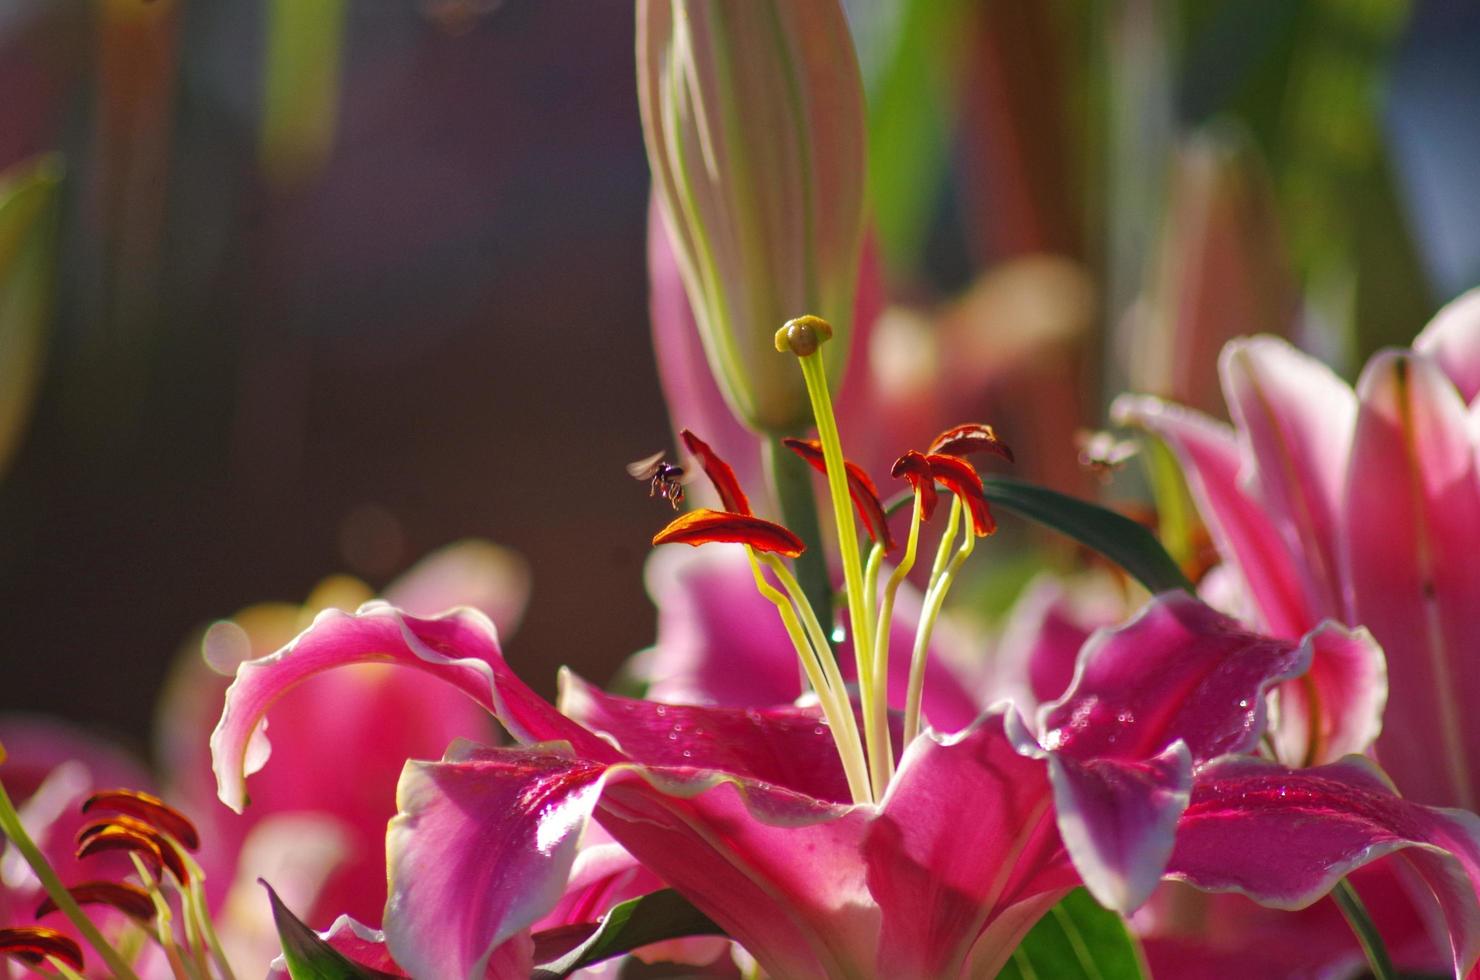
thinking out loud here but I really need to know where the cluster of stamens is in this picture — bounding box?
[643,315,1012,804]
[0,774,235,980]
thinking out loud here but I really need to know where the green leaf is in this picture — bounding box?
[263,880,398,980]
[981,476,1194,594]
[530,889,724,979]
[0,155,61,481]
[997,888,1147,980]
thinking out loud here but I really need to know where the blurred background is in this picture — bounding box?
[1,0,1478,756]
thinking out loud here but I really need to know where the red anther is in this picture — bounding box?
[76,825,166,881]
[927,423,1014,463]
[679,429,752,516]
[782,437,895,551]
[890,450,939,523]
[82,789,199,851]
[36,881,156,923]
[924,453,996,537]
[0,927,84,971]
[653,508,805,557]
[77,816,190,884]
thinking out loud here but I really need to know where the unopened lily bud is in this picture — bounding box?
[638,0,866,433]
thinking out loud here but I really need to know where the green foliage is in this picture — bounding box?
[997,889,1147,980]
[0,155,61,481]
[531,889,723,978]
[264,881,397,980]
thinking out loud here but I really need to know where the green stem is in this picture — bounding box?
[0,779,142,980]
[764,434,833,648]
[1333,879,1395,980]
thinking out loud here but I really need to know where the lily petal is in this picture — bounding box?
[1219,336,1355,617]
[1046,743,1192,913]
[1268,622,1387,767]
[1344,350,1480,811]
[1169,754,1480,977]
[1413,287,1480,404]
[384,742,600,980]
[1111,394,1311,637]
[210,602,613,813]
[866,710,1076,978]
[1038,592,1310,763]
[630,544,979,730]
[558,672,852,803]
[595,767,876,980]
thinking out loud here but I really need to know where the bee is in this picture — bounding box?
[627,451,690,510]
[1075,429,1139,478]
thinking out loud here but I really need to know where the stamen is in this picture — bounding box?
[36,882,156,923]
[680,429,752,515]
[0,779,141,980]
[924,453,996,536]
[745,552,872,804]
[781,437,895,551]
[891,451,938,521]
[75,824,166,882]
[928,422,1015,462]
[78,816,190,884]
[774,315,880,799]
[83,790,200,851]
[0,927,84,972]
[653,509,804,557]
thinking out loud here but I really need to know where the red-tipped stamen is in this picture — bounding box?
[679,429,752,516]
[82,790,199,851]
[0,927,84,971]
[76,825,166,882]
[653,508,805,557]
[928,422,1014,463]
[37,881,156,923]
[783,437,895,552]
[890,450,939,522]
[77,816,190,884]
[924,454,996,536]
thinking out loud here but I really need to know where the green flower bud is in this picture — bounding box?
[638,0,866,433]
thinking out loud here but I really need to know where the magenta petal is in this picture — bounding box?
[559,672,853,803]
[864,711,1076,978]
[211,602,614,813]
[1038,592,1309,764]
[1268,621,1387,767]
[1112,394,1312,638]
[1344,350,1480,811]
[1219,337,1355,617]
[1047,743,1192,913]
[596,769,877,979]
[1414,288,1480,403]
[384,743,602,979]
[1169,754,1480,976]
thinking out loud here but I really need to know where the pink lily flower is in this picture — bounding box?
[1113,288,1480,808]
[209,588,1480,979]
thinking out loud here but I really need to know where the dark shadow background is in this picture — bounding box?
[0,0,670,751]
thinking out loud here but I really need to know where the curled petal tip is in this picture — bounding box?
[653,508,805,557]
[680,429,752,516]
[783,437,895,551]
[927,423,1014,463]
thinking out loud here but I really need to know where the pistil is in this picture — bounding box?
[775,317,883,793]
